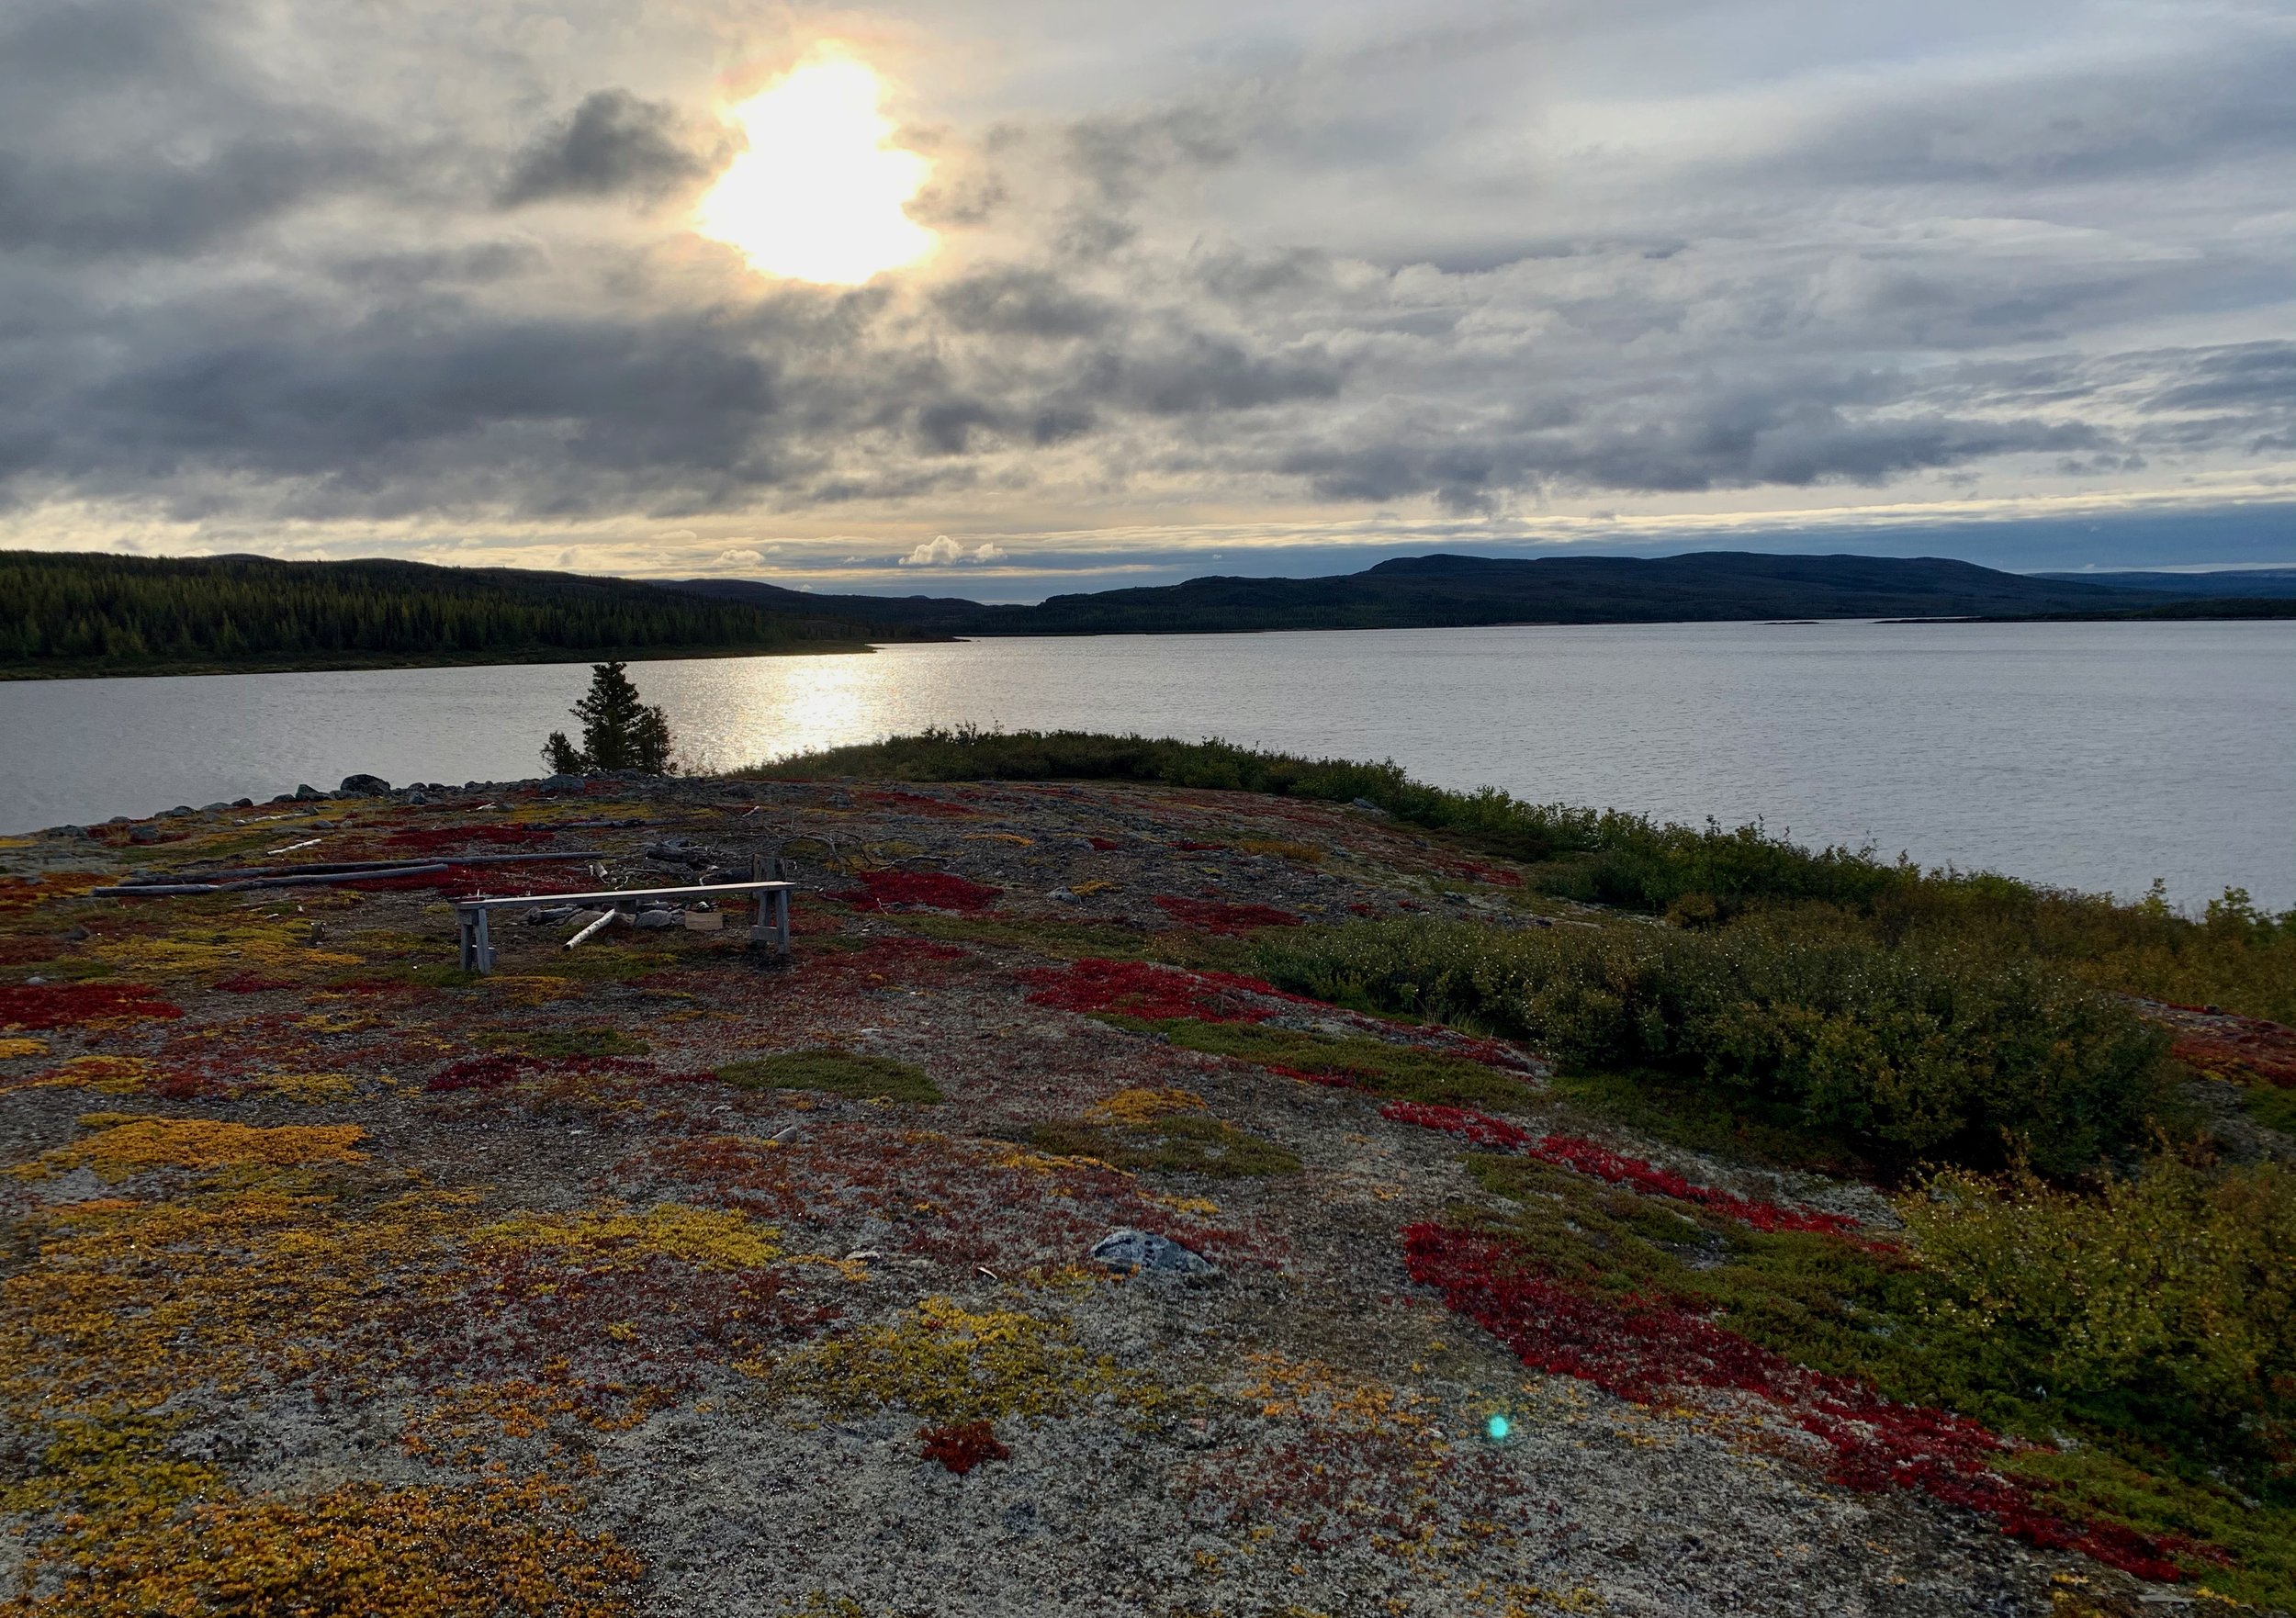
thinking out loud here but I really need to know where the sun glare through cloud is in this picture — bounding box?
[694,51,937,286]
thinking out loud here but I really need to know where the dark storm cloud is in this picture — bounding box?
[497,90,719,208]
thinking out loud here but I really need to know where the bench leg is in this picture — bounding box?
[457,911,474,972]
[774,888,791,955]
[473,908,495,975]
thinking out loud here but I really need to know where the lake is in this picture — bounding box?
[4,620,2290,908]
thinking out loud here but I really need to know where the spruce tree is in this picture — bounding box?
[543,660,677,774]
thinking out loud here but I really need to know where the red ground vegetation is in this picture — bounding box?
[1020,959,1286,1024]
[830,871,1002,913]
[857,790,974,818]
[0,980,185,1029]
[917,1421,1009,1474]
[1379,1101,1864,1238]
[1152,895,1302,934]
[1401,1222,2186,1582]
[2161,1007,2296,1088]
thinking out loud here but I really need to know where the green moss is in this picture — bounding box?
[1028,1113,1301,1177]
[715,1048,940,1104]
[1120,1016,1534,1111]
[2240,1084,2296,1137]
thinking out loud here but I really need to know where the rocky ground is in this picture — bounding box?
[0,772,2237,1616]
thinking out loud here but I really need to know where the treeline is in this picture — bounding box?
[751,726,2296,1022]
[1,552,898,676]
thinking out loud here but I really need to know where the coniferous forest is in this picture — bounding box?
[0,552,902,677]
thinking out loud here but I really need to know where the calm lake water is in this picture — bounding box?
[4,621,2290,908]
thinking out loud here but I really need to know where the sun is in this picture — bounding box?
[694,51,937,286]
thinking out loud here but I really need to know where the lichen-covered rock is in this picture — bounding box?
[1089,1227,1218,1277]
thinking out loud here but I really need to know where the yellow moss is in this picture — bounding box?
[13,1473,640,1618]
[11,1115,368,1181]
[1240,838,1325,863]
[0,1036,48,1060]
[760,1295,1176,1424]
[1070,879,1119,896]
[17,1056,162,1096]
[92,923,362,982]
[1091,1085,1206,1125]
[472,1202,782,1271]
[249,1071,358,1102]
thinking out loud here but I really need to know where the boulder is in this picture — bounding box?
[1089,1229,1218,1278]
[293,784,326,801]
[231,798,254,809]
[161,805,197,818]
[539,773,587,792]
[339,773,391,796]
[634,910,679,930]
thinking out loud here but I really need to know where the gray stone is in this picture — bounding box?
[293,784,325,801]
[231,798,254,809]
[45,826,88,838]
[129,824,163,844]
[202,803,231,813]
[161,805,197,818]
[339,773,391,796]
[634,910,679,930]
[1088,1228,1218,1277]
[1349,797,1390,817]
[405,792,429,805]
[539,773,586,792]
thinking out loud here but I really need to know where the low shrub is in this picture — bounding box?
[715,1048,940,1105]
[1902,1152,2296,1497]
[1256,917,2167,1174]
[749,729,2296,1021]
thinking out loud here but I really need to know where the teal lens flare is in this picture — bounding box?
[1485,1414,1511,1441]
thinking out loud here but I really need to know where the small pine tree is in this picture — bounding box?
[543,660,678,775]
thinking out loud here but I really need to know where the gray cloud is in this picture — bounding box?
[0,0,2289,547]
[498,90,719,208]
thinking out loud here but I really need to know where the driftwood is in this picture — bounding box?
[89,848,608,898]
[92,848,609,897]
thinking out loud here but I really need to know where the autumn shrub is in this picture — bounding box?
[1255,917,2166,1174]
[1902,1152,2296,1496]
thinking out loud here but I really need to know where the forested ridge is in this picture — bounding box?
[1,552,895,677]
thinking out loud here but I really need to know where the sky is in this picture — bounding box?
[2,0,2291,601]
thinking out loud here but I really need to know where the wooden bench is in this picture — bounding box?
[454,880,793,973]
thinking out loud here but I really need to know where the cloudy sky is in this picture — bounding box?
[3,0,2291,598]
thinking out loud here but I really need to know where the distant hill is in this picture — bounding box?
[681,551,2179,637]
[0,552,918,680]
[2032,567,2296,598]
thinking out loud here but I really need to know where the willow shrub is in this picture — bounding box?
[1254,916,2167,1174]
[1904,1153,2296,1495]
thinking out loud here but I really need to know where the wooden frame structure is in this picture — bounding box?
[454,880,793,973]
